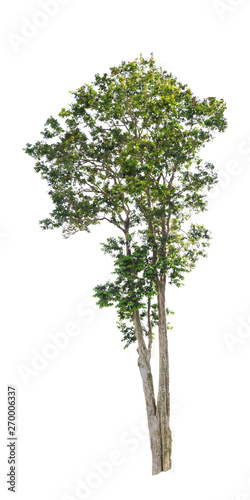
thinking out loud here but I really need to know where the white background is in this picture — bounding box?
[1,0,250,499]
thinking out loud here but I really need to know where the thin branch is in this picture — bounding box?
[147,298,153,359]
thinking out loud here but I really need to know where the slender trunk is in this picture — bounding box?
[133,307,172,474]
[156,276,172,471]
[124,196,172,473]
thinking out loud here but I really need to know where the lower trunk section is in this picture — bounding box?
[133,308,172,475]
[154,276,172,473]
[156,406,172,473]
[148,406,172,474]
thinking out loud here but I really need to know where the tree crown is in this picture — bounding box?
[25,54,227,347]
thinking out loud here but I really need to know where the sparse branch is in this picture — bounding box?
[96,216,125,233]
[147,298,153,358]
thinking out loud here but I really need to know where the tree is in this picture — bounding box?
[24,55,227,474]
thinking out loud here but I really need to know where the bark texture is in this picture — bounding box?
[156,277,172,472]
[133,281,172,474]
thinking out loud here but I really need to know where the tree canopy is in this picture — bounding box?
[25,54,227,349]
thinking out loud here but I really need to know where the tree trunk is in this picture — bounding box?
[133,304,172,474]
[157,276,172,471]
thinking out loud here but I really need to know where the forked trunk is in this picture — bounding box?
[133,291,172,474]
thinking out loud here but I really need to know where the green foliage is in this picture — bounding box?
[24,54,227,348]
